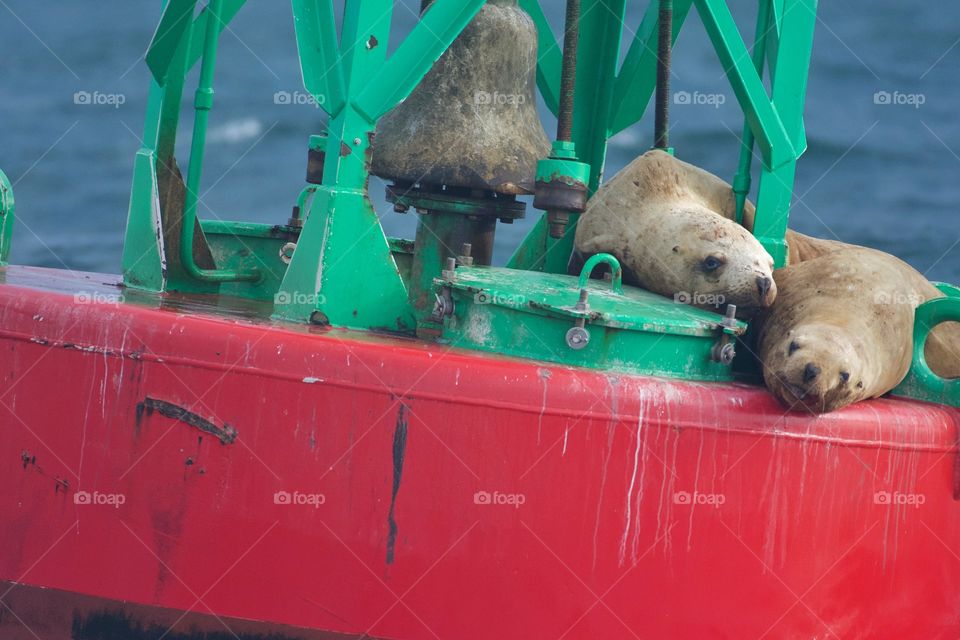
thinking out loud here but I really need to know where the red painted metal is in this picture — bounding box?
[1,266,959,639]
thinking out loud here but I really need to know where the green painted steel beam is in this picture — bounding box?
[354,0,486,123]
[609,0,693,135]
[519,0,561,115]
[0,169,14,265]
[180,0,260,283]
[146,0,198,84]
[276,0,414,330]
[750,0,817,266]
[292,0,346,115]
[695,0,794,170]
[187,0,248,70]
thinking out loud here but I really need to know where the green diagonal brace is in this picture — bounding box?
[146,0,198,84]
[519,0,561,116]
[291,0,346,115]
[696,0,794,169]
[353,0,486,123]
[187,0,248,70]
[609,0,694,135]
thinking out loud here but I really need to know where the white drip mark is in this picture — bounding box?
[537,369,551,445]
[619,406,644,567]
[562,425,569,456]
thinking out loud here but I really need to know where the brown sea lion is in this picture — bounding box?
[757,246,960,413]
[574,153,777,315]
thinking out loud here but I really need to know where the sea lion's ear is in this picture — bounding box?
[788,340,800,355]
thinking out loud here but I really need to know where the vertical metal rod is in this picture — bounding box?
[653,0,672,150]
[181,0,259,282]
[556,0,581,142]
[733,0,771,225]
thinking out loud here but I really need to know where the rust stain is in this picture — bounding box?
[137,397,237,445]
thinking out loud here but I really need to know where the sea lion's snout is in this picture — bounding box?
[756,275,775,307]
[763,331,862,414]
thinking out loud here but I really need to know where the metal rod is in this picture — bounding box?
[557,0,581,142]
[181,0,259,283]
[653,0,673,150]
[732,0,771,225]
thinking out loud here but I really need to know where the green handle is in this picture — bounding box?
[894,296,960,407]
[578,253,623,294]
[933,282,960,298]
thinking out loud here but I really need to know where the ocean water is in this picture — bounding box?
[1,1,959,282]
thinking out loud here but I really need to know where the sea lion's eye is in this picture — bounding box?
[701,255,725,272]
[788,340,800,355]
[839,371,850,384]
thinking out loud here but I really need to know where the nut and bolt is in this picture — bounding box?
[457,243,474,267]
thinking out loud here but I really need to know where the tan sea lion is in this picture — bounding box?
[757,246,960,413]
[574,153,777,315]
[583,149,848,265]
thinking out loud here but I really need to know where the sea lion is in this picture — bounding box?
[584,149,849,265]
[574,153,777,315]
[757,246,960,413]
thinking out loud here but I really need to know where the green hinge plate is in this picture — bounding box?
[434,264,747,382]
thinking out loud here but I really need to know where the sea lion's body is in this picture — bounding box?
[757,247,960,412]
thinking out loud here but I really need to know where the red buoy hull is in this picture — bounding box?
[1,267,958,639]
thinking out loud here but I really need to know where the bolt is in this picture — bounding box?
[574,288,589,312]
[566,326,590,350]
[722,304,738,328]
[458,243,474,266]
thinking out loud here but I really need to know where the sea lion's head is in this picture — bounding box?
[650,207,777,315]
[762,323,868,413]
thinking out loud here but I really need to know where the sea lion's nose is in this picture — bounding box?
[803,362,821,383]
[756,276,773,300]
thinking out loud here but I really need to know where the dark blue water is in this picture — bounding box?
[2,1,959,281]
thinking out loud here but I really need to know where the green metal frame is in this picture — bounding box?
[510,0,816,271]
[0,169,14,265]
[117,1,815,333]
[121,0,816,314]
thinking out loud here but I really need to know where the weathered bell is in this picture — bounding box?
[371,0,550,195]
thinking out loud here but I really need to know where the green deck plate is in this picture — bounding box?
[438,265,746,381]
